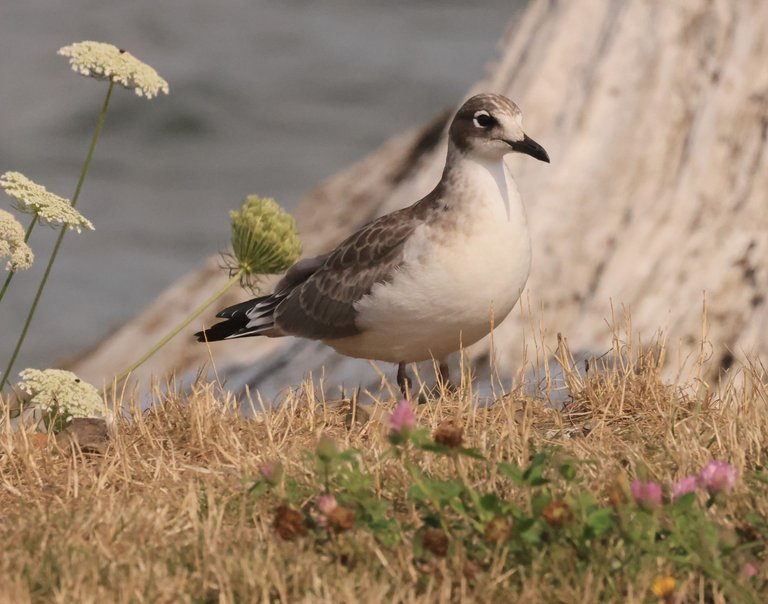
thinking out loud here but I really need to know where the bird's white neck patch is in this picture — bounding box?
[482,159,512,218]
[455,154,515,221]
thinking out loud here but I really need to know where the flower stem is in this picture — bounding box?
[112,271,243,386]
[0,214,38,305]
[452,456,485,527]
[403,457,452,536]
[0,82,115,390]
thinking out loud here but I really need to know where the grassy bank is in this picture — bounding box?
[1,339,767,603]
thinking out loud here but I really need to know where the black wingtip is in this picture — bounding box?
[194,318,246,342]
[215,294,273,319]
[197,294,279,342]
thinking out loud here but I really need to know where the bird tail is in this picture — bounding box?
[196,254,326,343]
[195,294,282,342]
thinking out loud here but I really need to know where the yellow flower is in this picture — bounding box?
[651,575,676,599]
[0,208,33,271]
[58,41,169,99]
[1,172,94,232]
[17,369,106,420]
[229,195,302,289]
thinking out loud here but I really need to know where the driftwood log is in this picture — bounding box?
[70,0,768,400]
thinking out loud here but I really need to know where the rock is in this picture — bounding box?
[55,417,110,454]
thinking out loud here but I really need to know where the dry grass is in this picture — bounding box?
[1,332,767,603]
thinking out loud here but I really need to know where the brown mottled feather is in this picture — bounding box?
[274,201,431,340]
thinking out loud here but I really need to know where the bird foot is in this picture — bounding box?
[397,362,412,400]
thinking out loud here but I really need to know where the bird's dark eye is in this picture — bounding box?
[473,111,495,129]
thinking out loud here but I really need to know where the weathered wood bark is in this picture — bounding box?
[71,0,768,398]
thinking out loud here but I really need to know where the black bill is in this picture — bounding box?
[505,134,550,163]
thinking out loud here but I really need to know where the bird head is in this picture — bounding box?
[448,93,550,163]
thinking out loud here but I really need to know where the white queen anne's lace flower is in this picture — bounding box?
[0,208,33,271]
[17,369,107,420]
[1,172,94,233]
[58,41,169,99]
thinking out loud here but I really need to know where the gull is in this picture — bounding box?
[196,93,549,397]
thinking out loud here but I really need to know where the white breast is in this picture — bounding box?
[330,156,532,363]
[409,157,532,324]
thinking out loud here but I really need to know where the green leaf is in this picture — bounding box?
[519,520,543,545]
[358,498,390,520]
[524,465,549,487]
[408,484,428,503]
[479,493,502,515]
[557,461,578,481]
[247,480,269,499]
[418,442,452,455]
[375,529,401,548]
[523,452,551,486]
[429,479,464,504]
[409,429,433,448]
[338,466,374,495]
[532,491,553,517]
[457,447,486,460]
[497,462,525,485]
[586,508,615,536]
[449,497,469,516]
[556,457,597,481]
[412,526,427,559]
[670,491,696,510]
[337,449,360,463]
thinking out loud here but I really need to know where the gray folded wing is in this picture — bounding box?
[274,207,419,340]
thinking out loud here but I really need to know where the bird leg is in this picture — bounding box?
[438,360,456,393]
[397,362,412,399]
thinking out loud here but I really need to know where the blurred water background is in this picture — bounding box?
[0,0,524,372]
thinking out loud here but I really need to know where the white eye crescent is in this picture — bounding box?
[472,110,495,129]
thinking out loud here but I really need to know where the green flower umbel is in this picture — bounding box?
[230,195,302,289]
[113,196,300,386]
